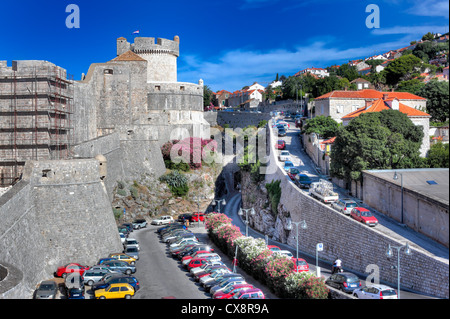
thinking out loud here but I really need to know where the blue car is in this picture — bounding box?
[284,161,294,171]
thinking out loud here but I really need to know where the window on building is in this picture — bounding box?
[104,69,114,75]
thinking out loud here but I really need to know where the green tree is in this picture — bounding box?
[203,85,213,108]
[396,79,426,95]
[417,80,449,122]
[335,64,359,82]
[422,32,435,41]
[383,54,423,87]
[302,116,339,139]
[427,142,449,168]
[330,110,424,182]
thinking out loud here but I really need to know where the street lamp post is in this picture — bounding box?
[213,199,226,214]
[393,172,404,224]
[286,220,307,272]
[386,242,411,299]
[238,207,255,237]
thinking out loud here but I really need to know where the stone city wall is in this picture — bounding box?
[0,159,123,299]
[263,119,449,298]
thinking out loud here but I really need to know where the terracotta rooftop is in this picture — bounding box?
[109,50,147,62]
[342,98,430,120]
[315,89,426,100]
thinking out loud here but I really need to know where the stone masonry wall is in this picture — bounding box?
[262,119,449,298]
[0,159,123,298]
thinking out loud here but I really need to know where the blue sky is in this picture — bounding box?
[0,0,448,92]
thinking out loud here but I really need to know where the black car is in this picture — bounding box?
[203,274,244,291]
[278,128,287,137]
[325,272,361,293]
[177,213,192,222]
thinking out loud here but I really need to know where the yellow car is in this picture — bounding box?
[109,253,136,265]
[95,283,135,299]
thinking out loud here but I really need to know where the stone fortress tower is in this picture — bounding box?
[117,36,180,82]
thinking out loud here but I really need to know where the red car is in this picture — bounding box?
[182,250,212,263]
[191,212,205,222]
[213,284,254,299]
[292,258,309,272]
[187,258,208,271]
[267,245,281,253]
[55,263,89,278]
[350,207,378,227]
[276,140,286,150]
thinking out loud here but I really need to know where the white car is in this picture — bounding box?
[190,261,225,275]
[119,233,126,244]
[151,215,174,225]
[353,284,398,299]
[123,238,140,251]
[169,238,198,249]
[279,151,291,162]
[273,250,294,258]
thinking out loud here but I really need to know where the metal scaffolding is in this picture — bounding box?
[0,64,74,186]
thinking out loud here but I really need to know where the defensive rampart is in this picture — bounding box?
[264,120,449,298]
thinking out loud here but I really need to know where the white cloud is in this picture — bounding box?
[178,38,410,92]
[406,0,449,18]
[371,25,449,36]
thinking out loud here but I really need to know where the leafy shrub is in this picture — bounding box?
[159,170,189,197]
[285,272,329,299]
[266,180,281,216]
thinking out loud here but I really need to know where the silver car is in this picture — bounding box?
[34,280,58,299]
[83,269,118,286]
[124,246,139,260]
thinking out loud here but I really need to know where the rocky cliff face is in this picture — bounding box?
[112,164,222,223]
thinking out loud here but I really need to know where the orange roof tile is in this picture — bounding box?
[110,50,147,62]
[342,98,430,120]
[315,89,426,100]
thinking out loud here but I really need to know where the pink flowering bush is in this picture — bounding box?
[264,256,295,295]
[162,137,218,170]
[285,272,329,299]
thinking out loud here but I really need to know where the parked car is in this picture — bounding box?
[199,268,231,285]
[55,263,89,278]
[210,278,247,295]
[101,260,136,275]
[293,258,309,272]
[213,284,254,299]
[186,258,210,271]
[97,257,115,265]
[267,245,281,253]
[92,273,140,291]
[123,246,139,260]
[283,160,294,171]
[177,245,214,260]
[350,207,378,227]
[279,150,291,162]
[119,233,126,244]
[121,223,134,233]
[65,275,85,299]
[34,280,58,299]
[232,288,265,299]
[123,238,140,251]
[83,268,118,286]
[151,215,174,225]
[273,250,294,258]
[205,273,244,291]
[332,198,358,215]
[287,167,300,180]
[276,140,286,150]
[166,233,197,245]
[353,284,398,299]
[109,253,137,265]
[278,128,287,137]
[325,272,362,293]
[191,212,205,222]
[295,174,312,189]
[169,238,198,250]
[177,213,192,222]
[94,283,135,299]
[132,219,147,229]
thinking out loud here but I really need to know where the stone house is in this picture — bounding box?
[341,95,431,157]
[314,89,427,123]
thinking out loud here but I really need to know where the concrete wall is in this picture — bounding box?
[0,159,123,299]
[363,171,449,247]
[263,120,449,298]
